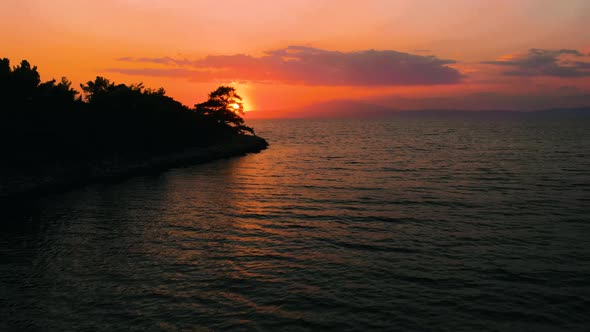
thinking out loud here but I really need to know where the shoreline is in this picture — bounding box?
[0,134,269,201]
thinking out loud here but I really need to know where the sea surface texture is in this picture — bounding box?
[2,117,589,331]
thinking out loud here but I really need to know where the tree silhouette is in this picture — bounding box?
[0,59,42,106]
[195,86,254,134]
[0,58,10,92]
[0,58,12,106]
[80,76,116,103]
[37,77,79,110]
[1,57,261,171]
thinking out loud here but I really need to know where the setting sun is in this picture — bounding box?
[232,103,240,110]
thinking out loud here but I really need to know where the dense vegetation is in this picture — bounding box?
[0,58,254,169]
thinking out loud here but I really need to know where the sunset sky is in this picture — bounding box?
[2,0,590,116]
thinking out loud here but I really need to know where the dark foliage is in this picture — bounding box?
[0,57,255,169]
[195,86,254,134]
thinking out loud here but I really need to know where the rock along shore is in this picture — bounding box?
[0,134,268,201]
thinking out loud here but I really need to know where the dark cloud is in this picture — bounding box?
[483,48,590,77]
[111,46,462,86]
[574,61,590,69]
[554,85,581,93]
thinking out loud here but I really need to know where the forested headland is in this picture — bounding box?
[0,58,268,199]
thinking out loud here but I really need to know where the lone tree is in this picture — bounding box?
[195,86,253,135]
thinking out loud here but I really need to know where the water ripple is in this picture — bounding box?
[2,118,590,331]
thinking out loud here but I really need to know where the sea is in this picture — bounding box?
[1,116,589,331]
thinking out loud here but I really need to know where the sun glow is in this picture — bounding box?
[232,103,240,110]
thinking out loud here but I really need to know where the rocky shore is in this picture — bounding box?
[0,134,268,200]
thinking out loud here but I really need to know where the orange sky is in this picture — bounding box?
[2,0,589,117]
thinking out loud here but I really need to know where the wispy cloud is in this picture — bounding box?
[115,56,192,66]
[110,46,463,86]
[482,49,590,77]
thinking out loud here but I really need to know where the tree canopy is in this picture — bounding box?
[195,86,254,134]
[0,57,257,167]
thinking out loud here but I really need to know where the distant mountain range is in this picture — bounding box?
[247,100,590,119]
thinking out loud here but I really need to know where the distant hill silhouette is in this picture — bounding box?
[248,99,590,119]
[248,100,396,119]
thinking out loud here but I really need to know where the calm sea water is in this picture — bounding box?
[2,117,589,331]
